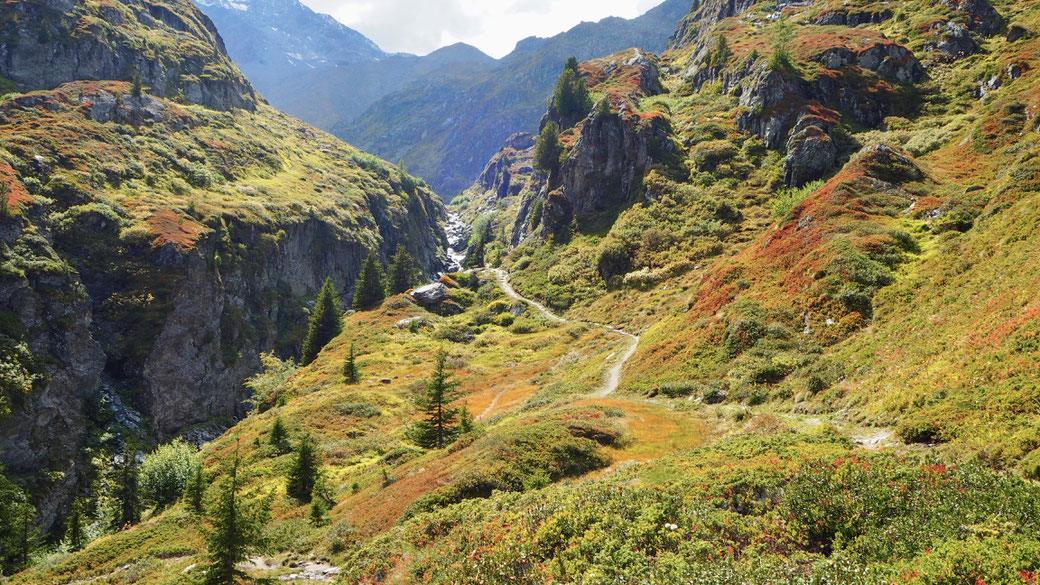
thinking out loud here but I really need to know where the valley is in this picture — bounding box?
[3,0,1040,582]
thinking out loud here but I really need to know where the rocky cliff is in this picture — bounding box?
[0,0,446,533]
[0,0,256,110]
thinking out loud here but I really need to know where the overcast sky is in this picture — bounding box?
[298,0,666,58]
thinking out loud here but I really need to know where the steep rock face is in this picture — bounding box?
[474,133,536,199]
[671,0,758,51]
[0,0,256,110]
[0,219,103,530]
[555,111,673,220]
[0,75,446,531]
[731,42,921,153]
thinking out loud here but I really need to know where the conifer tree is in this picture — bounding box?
[204,455,269,585]
[342,343,360,384]
[534,121,564,177]
[66,498,84,551]
[552,57,593,123]
[386,244,419,295]
[184,464,206,516]
[465,228,488,269]
[352,252,386,310]
[285,435,319,503]
[709,33,732,68]
[115,449,140,529]
[131,73,143,98]
[269,416,290,453]
[0,465,36,574]
[413,351,463,449]
[301,277,343,365]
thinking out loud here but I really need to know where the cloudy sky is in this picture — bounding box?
[299,0,666,58]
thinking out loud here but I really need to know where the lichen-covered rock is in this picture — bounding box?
[783,109,839,187]
[410,283,450,307]
[943,0,1004,36]
[814,8,893,26]
[936,21,978,60]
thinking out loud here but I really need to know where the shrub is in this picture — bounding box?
[140,440,198,510]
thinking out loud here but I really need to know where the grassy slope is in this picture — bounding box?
[0,80,440,250]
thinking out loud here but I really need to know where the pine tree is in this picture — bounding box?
[66,498,84,551]
[115,449,140,529]
[534,121,564,177]
[301,277,343,365]
[285,435,319,503]
[269,416,290,453]
[412,351,463,449]
[386,244,419,295]
[204,455,269,585]
[184,464,206,516]
[342,343,360,384]
[352,252,386,310]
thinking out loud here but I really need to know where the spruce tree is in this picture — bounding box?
[204,456,269,585]
[184,464,206,516]
[386,244,419,295]
[552,57,592,123]
[352,252,386,310]
[413,351,463,449]
[342,343,360,384]
[66,498,84,551]
[709,34,732,68]
[269,416,290,453]
[115,449,140,529]
[301,277,343,365]
[285,435,319,503]
[534,121,564,177]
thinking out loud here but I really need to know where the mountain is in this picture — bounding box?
[10,0,1040,582]
[0,0,445,539]
[192,0,386,93]
[335,0,693,198]
[266,42,495,131]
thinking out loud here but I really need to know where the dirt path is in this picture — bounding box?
[488,269,639,396]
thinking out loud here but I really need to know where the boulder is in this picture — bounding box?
[783,110,838,187]
[936,22,977,60]
[1007,24,1028,42]
[943,0,1003,36]
[410,283,449,306]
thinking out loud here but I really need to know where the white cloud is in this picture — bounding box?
[299,0,666,58]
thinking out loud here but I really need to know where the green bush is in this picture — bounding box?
[140,439,198,510]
